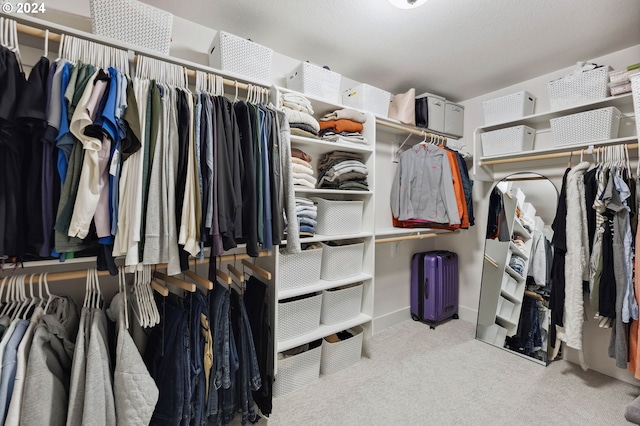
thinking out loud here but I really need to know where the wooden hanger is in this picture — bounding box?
[150,279,169,297]
[153,271,196,293]
[215,269,232,285]
[183,269,213,291]
[241,259,272,280]
[227,264,244,283]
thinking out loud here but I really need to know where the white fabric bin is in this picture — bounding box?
[342,84,391,117]
[278,248,323,291]
[320,242,364,281]
[208,31,273,83]
[286,62,341,103]
[278,293,322,342]
[550,106,621,146]
[321,283,364,325]
[320,326,364,375]
[311,198,364,236]
[481,125,535,157]
[274,340,322,397]
[482,91,536,124]
[444,102,464,137]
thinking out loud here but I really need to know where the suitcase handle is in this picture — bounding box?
[423,277,429,300]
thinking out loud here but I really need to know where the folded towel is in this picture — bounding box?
[282,107,320,133]
[320,108,366,123]
[292,157,313,169]
[319,119,364,134]
[292,163,314,176]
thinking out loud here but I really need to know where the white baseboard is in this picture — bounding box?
[373,307,411,334]
[373,305,478,335]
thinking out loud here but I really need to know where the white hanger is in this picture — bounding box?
[0,275,17,318]
[43,272,56,314]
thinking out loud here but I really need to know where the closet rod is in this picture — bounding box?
[13,21,267,92]
[2,250,272,283]
[377,120,453,140]
[375,230,458,244]
[480,143,639,166]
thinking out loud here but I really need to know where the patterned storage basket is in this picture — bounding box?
[342,84,392,117]
[482,91,536,124]
[320,326,364,375]
[208,31,273,83]
[311,198,364,236]
[320,242,364,281]
[632,75,640,139]
[90,0,173,54]
[547,66,610,110]
[286,62,342,103]
[278,293,322,342]
[480,125,535,157]
[274,340,322,397]
[321,283,363,325]
[278,247,323,291]
[550,106,621,146]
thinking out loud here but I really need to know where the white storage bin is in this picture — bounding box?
[416,93,446,132]
[444,102,464,137]
[278,247,323,291]
[90,0,173,54]
[321,283,364,325]
[497,296,515,320]
[550,106,621,146]
[480,125,535,157]
[501,275,519,301]
[320,242,364,281]
[274,340,322,397]
[278,293,322,342]
[320,326,364,375]
[342,84,391,117]
[208,31,273,83]
[547,66,611,110]
[311,198,364,236]
[286,62,342,103]
[482,91,536,125]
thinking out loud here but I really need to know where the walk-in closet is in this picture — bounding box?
[0,0,640,424]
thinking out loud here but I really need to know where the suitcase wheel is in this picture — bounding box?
[453,314,459,320]
[411,314,420,322]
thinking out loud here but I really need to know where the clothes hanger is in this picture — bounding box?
[0,275,17,319]
[129,268,146,328]
[183,269,213,292]
[241,258,272,281]
[117,266,129,330]
[153,271,196,293]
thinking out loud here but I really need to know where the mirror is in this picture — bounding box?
[476,172,558,365]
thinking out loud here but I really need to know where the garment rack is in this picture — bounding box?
[480,143,639,166]
[375,230,458,244]
[377,119,454,141]
[11,18,268,94]
[2,250,271,283]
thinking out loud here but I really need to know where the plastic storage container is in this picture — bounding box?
[278,293,323,342]
[547,66,610,110]
[312,198,364,236]
[480,125,535,157]
[278,247,323,291]
[320,326,364,375]
[608,80,632,96]
[321,283,364,325]
[550,106,621,146]
[286,62,342,103]
[208,31,273,83]
[342,84,391,118]
[416,93,445,132]
[482,91,536,125]
[90,0,173,54]
[273,340,322,397]
[320,242,364,281]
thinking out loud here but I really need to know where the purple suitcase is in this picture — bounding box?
[411,250,459,328]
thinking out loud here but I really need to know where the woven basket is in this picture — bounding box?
[342,84,391,117]
[286,62,341,103]
[208,31,273,83]
[320,242,364,281]
[320,326,364,375]
[278,247,323,291]
[312,198,364,236]
[90,0,173,54]
[321,284,363,325]
[550,106,621,146]
[278,293,322,342]
[632,75,640,139]
[480,125,535,157]
[547,66,610,110]
[274,340,322,397]
[482,91,536,124]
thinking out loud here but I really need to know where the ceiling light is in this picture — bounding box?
[389,0,428,9]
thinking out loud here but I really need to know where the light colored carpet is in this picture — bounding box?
[266,319,639,425]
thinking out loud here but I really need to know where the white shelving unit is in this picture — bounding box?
[473,92,637,181]
[258,87,376,382]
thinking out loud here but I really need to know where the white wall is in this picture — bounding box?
[459,43,640,385]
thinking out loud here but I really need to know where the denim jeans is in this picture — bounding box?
[207,282,231,422]
[144,294,190,426]
[188,291,210,426]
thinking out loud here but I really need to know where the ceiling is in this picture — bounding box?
[135,0,640,102]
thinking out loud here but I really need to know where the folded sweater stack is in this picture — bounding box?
[281,93,320,138]
[295,197,318,237]
[319,108,368,146]
[291,148,317,189]
[317,150,368,191]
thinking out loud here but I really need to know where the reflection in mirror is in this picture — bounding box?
[476,172,559,365]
